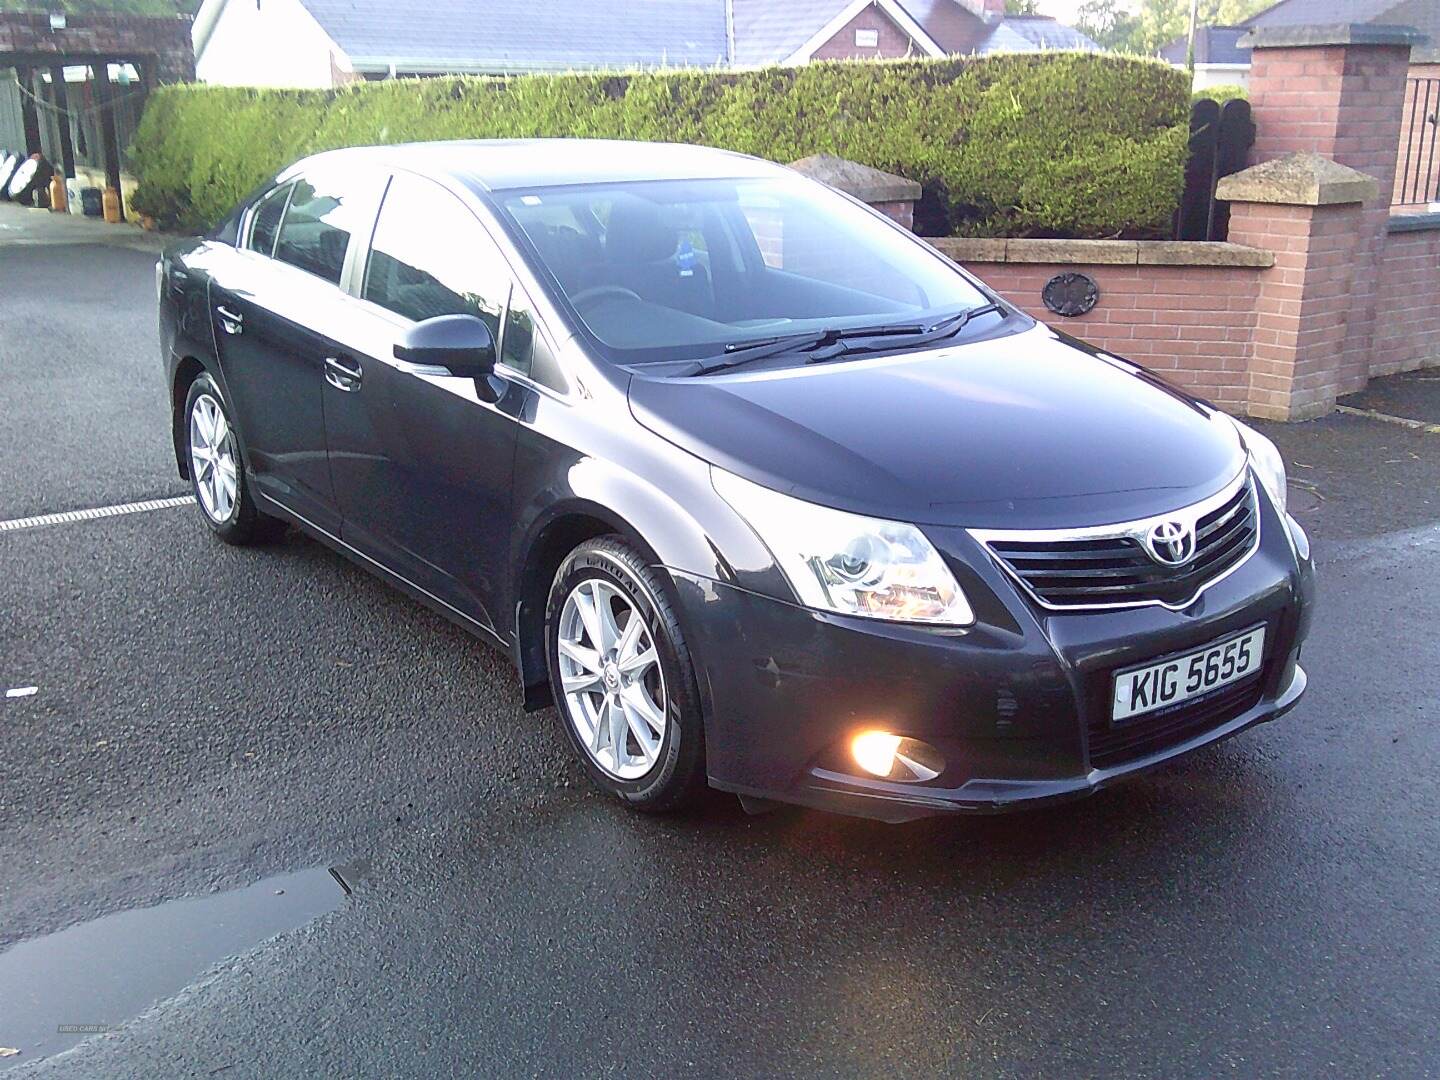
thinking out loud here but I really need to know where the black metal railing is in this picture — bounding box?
[1396,78,1440,207]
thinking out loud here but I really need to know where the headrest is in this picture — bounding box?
[604,197,676,265]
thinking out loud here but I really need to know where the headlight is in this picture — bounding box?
[712,468,974,626]
[1231,418,1288,516]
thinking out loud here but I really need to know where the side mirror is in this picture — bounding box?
[394,314,496,378]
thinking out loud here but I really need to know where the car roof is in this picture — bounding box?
[291,139,787,191]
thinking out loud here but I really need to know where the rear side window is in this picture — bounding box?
[273,176,366,286]
[245,184,291,257]
[363,173,512,341]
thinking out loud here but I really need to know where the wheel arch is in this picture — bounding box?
[170,356,210,480]
[512,500,667,712]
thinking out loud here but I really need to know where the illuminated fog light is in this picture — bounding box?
[850,731,944,782]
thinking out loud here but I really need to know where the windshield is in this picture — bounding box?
[493,175,990,366]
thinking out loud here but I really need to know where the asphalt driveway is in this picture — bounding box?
[1,204,1438,1078]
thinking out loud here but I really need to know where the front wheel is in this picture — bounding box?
[183,373,284,545]
[545,536,706,813]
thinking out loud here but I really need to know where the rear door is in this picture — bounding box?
[206,171,385,534]
[320,172,529,631]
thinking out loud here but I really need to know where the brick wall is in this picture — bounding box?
[870,198,914,230]
[1373,225,1440,376]
[1248,39,1412,397]
[0,13,195,82]
[811,4,919,61]
[1229,200,1366,419]
[927,240,1270,414]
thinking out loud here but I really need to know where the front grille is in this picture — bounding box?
[1086,675,1263,769]
[973,474,1258,611]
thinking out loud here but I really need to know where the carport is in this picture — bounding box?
[0,12,193,217]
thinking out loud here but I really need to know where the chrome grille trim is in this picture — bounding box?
[968,467,1261,613]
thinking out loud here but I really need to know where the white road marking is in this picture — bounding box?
[0,495,194,534]
[5,686,38,698]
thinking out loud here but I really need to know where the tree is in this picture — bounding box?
[1077,0,1274,55]
[1005,0,1044,13]
[0,1,197,13]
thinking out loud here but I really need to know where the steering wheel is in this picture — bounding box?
[570,285,643,309]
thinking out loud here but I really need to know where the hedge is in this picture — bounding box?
[1192,84,1248,105]
[130,53,1190,239]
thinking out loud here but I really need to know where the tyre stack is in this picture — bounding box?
[3,155,56,206]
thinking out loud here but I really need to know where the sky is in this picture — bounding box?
[1034,0,1091,22]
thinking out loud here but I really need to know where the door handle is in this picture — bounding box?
[324,355,363,392]
[215,305,244,335]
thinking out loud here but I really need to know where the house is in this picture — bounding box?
[191,0,1100,88]
[1159,0,1440,90]
[728,0,1099,66]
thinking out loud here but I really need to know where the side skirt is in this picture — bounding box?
[254,491,520,666]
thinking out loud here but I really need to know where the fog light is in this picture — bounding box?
[850,731,944,783]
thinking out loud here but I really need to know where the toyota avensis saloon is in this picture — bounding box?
[158,140,1314,821]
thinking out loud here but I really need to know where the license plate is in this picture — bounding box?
[1112,626,1266,723]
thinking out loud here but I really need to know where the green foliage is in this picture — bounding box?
[0,0,196,13]
[1077,0,1272,55]
[1193,84,1248,104]
[130,53,1190,239]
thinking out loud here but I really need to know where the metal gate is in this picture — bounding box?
[1174,98,1255,242]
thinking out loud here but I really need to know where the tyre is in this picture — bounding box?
[182,373,285,545]
[545,535,706,813]
[0,154,18,201]
[7,155,53,204]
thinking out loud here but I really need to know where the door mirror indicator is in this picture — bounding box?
[394,314,497,379]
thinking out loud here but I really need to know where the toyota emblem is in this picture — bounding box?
[1146,520,1195,566]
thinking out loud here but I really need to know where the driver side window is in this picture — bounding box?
[363,173,511,345]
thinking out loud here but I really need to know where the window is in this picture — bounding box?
[854,28,880,47]
[501,283,537,378]
[496,176,986,367]
[246,183,291,257]
[363,173,511,344]
[273,175,370,285]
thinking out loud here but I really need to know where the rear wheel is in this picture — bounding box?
[545,536,706,813]
[183,373,284,545]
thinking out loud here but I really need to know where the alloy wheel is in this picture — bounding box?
[188,392,239,524]
[556,577,668,780]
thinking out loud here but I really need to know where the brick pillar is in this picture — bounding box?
[1241,24,1422,395]
[1221,154,1378,419]
[787,153,920,230]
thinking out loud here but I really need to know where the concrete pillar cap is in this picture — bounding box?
[787,154,921,203]
[1216,152,1379,207]
[1238,23,1427,50]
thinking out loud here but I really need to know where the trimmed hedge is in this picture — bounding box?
[1192,84,1248,105]
[131,53,1189,238]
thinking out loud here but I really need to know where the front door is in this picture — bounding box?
[322,173,523,632]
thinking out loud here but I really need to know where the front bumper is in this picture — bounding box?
[670,496,1315,823]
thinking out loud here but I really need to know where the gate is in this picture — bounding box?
[1174,98,1255,242]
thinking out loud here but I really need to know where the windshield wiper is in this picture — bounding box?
[804,302,1001,364]
[660,302,1004,377]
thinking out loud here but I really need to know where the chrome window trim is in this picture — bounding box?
[968,465,1261,614]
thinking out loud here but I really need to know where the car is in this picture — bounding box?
[157,139,1314,822]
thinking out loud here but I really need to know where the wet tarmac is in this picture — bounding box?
[0,868,345,1070]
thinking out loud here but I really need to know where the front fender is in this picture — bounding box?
[507,404,793,712]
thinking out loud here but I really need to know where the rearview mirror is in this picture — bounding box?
[394,314,496,378]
